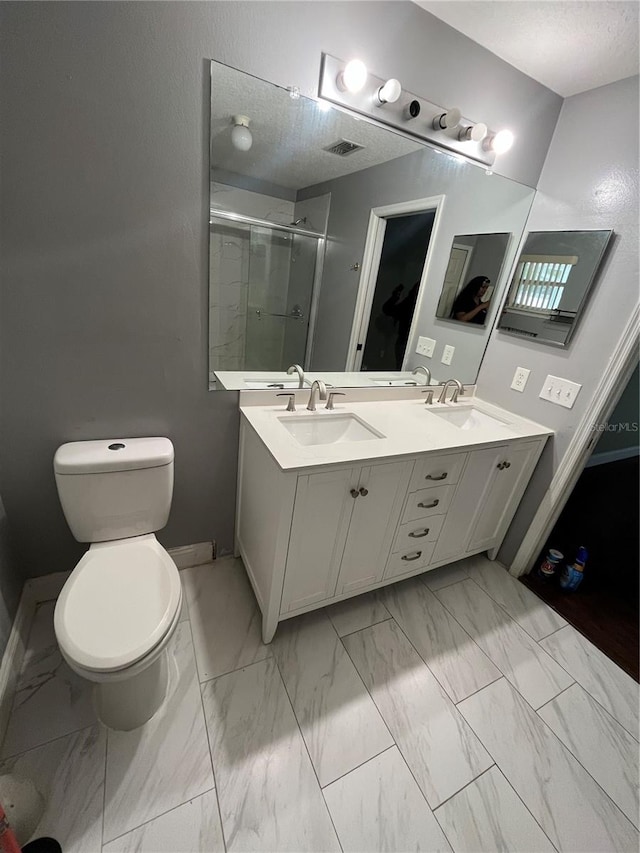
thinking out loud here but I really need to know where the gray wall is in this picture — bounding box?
[0,493,23,656]
[475,75,640,565]
[0,1,562,578]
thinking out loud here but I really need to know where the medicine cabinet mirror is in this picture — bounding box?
[208,59,536,390]
[497,229,613,347]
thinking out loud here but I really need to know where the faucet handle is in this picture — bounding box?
[325,392,345,410]
[276,392,296,412]
[422,389,434,405]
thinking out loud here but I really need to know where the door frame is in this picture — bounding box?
[437,241,474,318]
[346,195,445,371]
[509,301,640,576]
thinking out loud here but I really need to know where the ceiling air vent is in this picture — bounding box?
[323,139,364,157]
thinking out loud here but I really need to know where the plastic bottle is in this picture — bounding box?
[559,545,588,591]
[538,549,563,581]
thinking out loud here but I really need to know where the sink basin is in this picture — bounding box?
[279,413,384,446]
[428,406,510,430]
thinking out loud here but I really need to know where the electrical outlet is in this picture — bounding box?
[511,366,530,392]
[441,344,455,366]
[415,336,436,358]
[539,374,582,409]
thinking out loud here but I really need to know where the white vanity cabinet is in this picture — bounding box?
[236,415,548,643]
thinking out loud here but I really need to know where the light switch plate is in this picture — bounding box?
[511,367,530,392]
[539,374,582,409]
[416,336,436,358]
[441,344,455,365]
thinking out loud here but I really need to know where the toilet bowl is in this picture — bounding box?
[53,437,181,731]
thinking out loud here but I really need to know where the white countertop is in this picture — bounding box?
[213,370,438,391]
[240,394,554,472]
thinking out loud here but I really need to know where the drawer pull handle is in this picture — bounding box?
[350,489,359,498]
[401,551,422,561]
[409,529,429,538]
[497,462,504,470]
[417,499,440,509]
[359,487,369,496]
[425,472,447,481]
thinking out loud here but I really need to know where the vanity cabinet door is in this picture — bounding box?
[467,440,541,552]
[335,460,414,596]
[281,467,356,613]
[431,445,508,565]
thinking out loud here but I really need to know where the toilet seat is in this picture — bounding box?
[54,534,181,673]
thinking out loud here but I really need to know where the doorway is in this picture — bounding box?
[347,196,443,372]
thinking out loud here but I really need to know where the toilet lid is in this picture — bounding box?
[54,536,182,672]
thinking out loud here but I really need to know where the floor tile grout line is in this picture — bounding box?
[532,688,640,828]
[461,677,640,841]
[535,623,569,643]
[100,725,108,850]
[432,576,575,710]
[431,762,496,812]
[270,654,344,852]
[455,689,562,851]
[320,743,396,790]
[535,681,576,712]
[102,787,217,848]
[0,720,99,763]
[452,674,504,706]
[185,614,229,853]
[329,612,393,640]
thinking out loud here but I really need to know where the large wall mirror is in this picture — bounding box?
[497,230,613,347]
[208,59,536,390]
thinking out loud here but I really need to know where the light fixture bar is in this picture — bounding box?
[318,54,498,167]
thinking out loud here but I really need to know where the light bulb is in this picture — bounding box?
[484,129,514,154]
[432,108,461,130]
[459,122,488,142]
[377,78,402,105]
[338,59,368,93]
[231,115,252,152]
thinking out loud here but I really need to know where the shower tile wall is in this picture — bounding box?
[209,182,294,372]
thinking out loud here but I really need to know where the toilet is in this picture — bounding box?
[53,437,182,731]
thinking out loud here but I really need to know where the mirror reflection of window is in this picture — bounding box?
[436,233,510,326]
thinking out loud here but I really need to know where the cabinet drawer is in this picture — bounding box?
[402,485,456,523]
[384,542,436,580]
[393,515,445,553]
[408,452,466,494]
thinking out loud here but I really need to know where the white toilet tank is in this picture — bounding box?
[54,437,174,543]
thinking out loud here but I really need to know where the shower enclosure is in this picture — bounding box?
[209,210,324,374]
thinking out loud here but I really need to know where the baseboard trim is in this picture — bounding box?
[585,445,639,468]
[0,585,37,751]
[168,541,214,569]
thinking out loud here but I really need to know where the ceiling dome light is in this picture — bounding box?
[484,129,514,154]
[459,122,488,142]
[338,59,368,93]
[432,108,461,131]
[376,78,402,105]
[231,115,252,151]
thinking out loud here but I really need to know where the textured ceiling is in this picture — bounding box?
[416,1,639,97]
[210,62,423,192]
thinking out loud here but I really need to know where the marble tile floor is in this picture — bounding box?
[1,554,638,852]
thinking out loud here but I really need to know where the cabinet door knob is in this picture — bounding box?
[359,487,369,496]
[350,489,359,498]
[504,461,511,468]
[401,551,422,561]
[425,472,447,481]
[496,462,505,470]
[417,499,439,509]
[408,528,429,538]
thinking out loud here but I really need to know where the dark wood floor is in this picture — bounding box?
[521,455,639,682]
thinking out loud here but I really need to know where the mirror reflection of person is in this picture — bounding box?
[383,281,420,369]
[451,276,491,324]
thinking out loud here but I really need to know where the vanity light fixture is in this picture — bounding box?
[483,129,514,154]
[231,115,253,151]
[432,108,461,131]
[376,78,402,105]
[404,100,421,120]
[337,59,368,93]
[458,122,488,142]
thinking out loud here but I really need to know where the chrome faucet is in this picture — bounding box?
[411,365,432,386]
[438,379,464,403]
[307,379,328,411]
[287,364,305,388]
